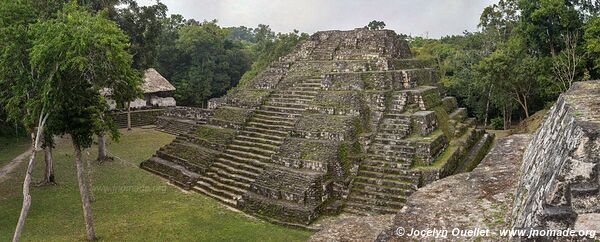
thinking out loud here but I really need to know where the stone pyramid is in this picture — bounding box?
[140,28,493,228]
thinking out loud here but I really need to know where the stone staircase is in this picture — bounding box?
[155,116,203,136]
[345,94,420,215]
[193,78,323,206]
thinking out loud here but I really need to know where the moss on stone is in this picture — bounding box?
[432,105,452,139]
[313,91,362,111]
[279,138,339,162]
[193,126,236,145]
[211,106,252,124]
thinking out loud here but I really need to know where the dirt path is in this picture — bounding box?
[0,149,32,183]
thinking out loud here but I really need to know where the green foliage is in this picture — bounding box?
[517,0,583,56]
[156,20,253,106]
[491,117,505,130]
[367,20,386,30]
[585,16,600,71]
[0,0,39,130]
[225,26,257,43]
[29,2,140,148]
[116,0,168,70]
[409,0,594,128]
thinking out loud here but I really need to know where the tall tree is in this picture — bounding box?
[0,1,54,241]
[517,0,583,56]
[28,3,141,240]
[116,0,167,70]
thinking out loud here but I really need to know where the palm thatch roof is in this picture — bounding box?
[141,68,176,93]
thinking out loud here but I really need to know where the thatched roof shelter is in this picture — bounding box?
[141,68,176,94]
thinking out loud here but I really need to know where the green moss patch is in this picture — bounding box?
[279,138,340,162]
[295,114,354,133]
[312,91,362,111]
[211,106,252,125]
[432,105,452,139]
[193,125,236,145]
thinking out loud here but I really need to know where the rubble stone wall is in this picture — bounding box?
[512,81,600,230]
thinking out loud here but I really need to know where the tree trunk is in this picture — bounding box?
[503,105,510,131]
[73,142,97,241]
[13,113,48,242]
[43,145,55,184]
[126,101,132,131]
[523,95,529,118]
[484,84,493,127]
[97,133,106,162]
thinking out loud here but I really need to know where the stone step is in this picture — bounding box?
[355,175,415,189]
[253,113,297,122]
[261,105,305,114]
[381,118,412,125]
[347,195,406,210]
[231,139,279,152]
[368,148,414,158]
[245,126,289,137]
[204,171,251,189]
[239,130,286,141]
[294,82,322,88]
[246,121,294,132]
[193,183,238,207]
[366,153,413,163]
[362,158,411,169]
[353,181,413,196]
[141,156,200,190]
[375,133,410,141]
[218,153,265,172]
[288,86,320,91]
[350,188,408,202]
[344,201,400,215]
[343,206,372,216]
[358,168,418,183]
[212,159,261,178]
[195,180,240,204]
[198,175,247,195]
[228,143,276,155]
[236,135,283,146]
[250,117,296,127]
[373,137,413,146]
[226,147,272,162]
[206,167,254,185]
[269,97,313,105]
[384,111,412,118]
[276,90,318,96]
[270,93,315,100]
[265,101,309,109]
[254,109,301,119]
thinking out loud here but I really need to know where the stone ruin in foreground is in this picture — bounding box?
[140,28,493,227]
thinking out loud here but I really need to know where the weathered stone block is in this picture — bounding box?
[512,81,600,231]
[411,111,438,136]
[442,96,458,113]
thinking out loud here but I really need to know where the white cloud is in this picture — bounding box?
[135,0,497,38]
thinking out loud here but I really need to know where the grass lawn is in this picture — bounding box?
[0,128,312,241]
[0,136,31,166]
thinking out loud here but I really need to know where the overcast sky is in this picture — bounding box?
[136,0,498,38]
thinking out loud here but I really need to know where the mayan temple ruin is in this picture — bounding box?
[140,28,493,227]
